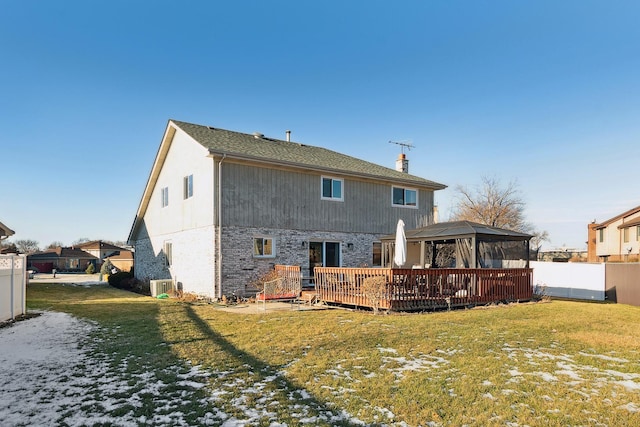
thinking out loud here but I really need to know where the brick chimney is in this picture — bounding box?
[396,153,409,173]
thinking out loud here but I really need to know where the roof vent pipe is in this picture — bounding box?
[253,132,264,139]
[286,130,291,142]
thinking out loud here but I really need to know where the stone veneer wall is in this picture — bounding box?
[133,237,170,282]
[220,226,381,297]
[136,224,383,299]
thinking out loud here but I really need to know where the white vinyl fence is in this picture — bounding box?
[531,261,606,301]
[0,254,27,322]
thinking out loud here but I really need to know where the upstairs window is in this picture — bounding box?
[183,174,193,199]
[161,187,169,208]
[623,227,629,243]
[392,186,417,207]
[253,237,275,258]
[637,226,640,241]
[322,177,343,201]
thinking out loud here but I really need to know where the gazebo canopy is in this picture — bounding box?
[392,220,533,242]
[381,220,533,269]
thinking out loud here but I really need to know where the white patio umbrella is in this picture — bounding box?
[393,219,407,267]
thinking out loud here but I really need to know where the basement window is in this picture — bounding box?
[164,241,173,267]
[253,237,275,258]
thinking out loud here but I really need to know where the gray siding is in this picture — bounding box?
[221,162,434,235]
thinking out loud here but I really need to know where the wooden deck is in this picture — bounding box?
[313,267,533,311]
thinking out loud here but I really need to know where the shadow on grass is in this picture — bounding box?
[181,304,362,426]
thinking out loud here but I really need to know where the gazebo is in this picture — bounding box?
[380,220,533,270]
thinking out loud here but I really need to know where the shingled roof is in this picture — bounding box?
[172,120,446,189]
[594,205,640,230]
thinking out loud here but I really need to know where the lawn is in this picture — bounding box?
[24,283,640,426]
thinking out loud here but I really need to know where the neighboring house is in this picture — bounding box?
[0,220,15,241]
[587,205,640,262]
[128,119,446,299]
[105,249,134,272]
[28,247,98,273]
[537,249,587,263]
[75,240,130,260]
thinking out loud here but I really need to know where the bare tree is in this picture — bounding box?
[530,230,549,252]
[14,239,40,254]
[452,176,549,252]
[47,241,65,249]
[452,176,528,231]
[72,237,91,246]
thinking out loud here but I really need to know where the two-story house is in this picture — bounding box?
[588,205,640,262]
[128,120,446,299]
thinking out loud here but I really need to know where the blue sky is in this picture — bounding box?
[1,0,638,250]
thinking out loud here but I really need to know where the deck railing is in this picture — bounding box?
[314,267,532,311]
[274,265,302,293]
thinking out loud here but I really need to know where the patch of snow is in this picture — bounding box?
[533,372,558,382]
[509,368,523,377]
[618,402,640,413]
[615,380,640,392]
[579,352,629,363]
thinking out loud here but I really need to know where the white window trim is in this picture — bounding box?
[391,186,418,209]
[321,176,344,202]
[161,186,169,208]
[183,174,193,199]
[163,241,173,267]
[253,236,276,258]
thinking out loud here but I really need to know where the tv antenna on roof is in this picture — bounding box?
[389,140,415,154]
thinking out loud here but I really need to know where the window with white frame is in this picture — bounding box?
[253,237,275,258]
[161,186,169,208]
[164,241,173,266]
[321,177,343,201]
[599,228,604,243]
[392,186,417,207]
[183,174,193,199]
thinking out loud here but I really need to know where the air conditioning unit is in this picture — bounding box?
[150,279,174,297]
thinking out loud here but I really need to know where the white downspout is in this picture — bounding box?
[217,154,226,299]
